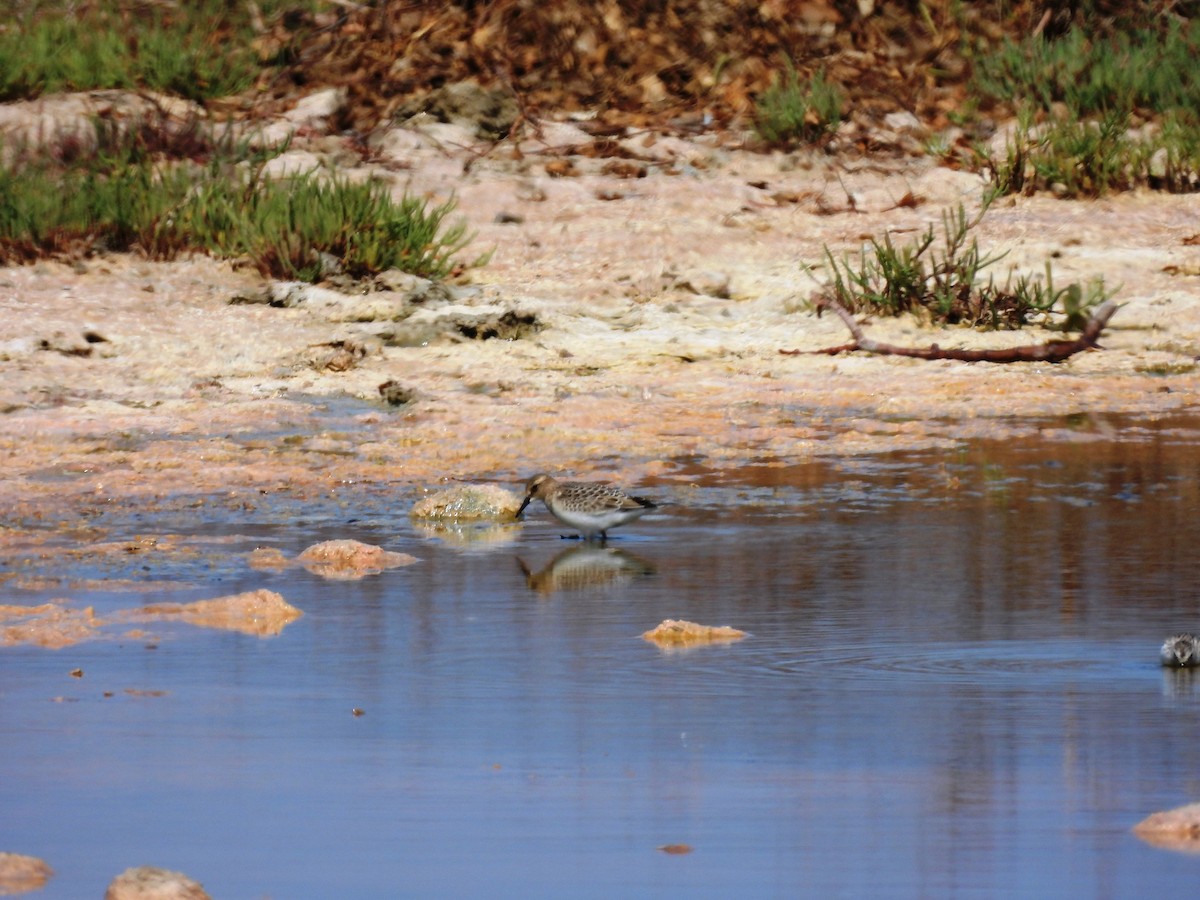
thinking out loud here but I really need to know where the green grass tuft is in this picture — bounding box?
[983,107,1200,199]
[0,1,319,102]
[970,18,1200,197]
[753,63,841,146]
[0,115,482,282]
[972,19,1200,120]
[173,173,479,282]
[818,201,1112,330]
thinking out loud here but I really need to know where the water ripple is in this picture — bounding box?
[722,639,1148,687]
[615,638,1156,711]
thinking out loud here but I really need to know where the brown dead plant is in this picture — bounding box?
[785,295,1121,364]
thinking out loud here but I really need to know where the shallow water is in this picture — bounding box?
[5,419,1200,898]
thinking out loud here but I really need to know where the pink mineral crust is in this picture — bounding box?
[0,603,103,648]
[296,539,418,580]
[0,852,54,894]
[104,865,211,900]
[1133,802,1200,852]
[129,589,302,637]
[641,619,746,647]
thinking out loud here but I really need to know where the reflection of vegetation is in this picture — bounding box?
[0,114,482,281]
[973,21,1200,196]
[819,201,1111,330]
[0,0,318,102]
[754,64,841,146]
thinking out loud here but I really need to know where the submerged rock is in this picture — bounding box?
[411,484,522,521]
[641,619,746,648]
[0,852,54,895]
[104,865,211,900]
[296,540,418,580]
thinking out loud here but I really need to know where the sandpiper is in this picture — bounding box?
[516,473,656,540]
[1160,633,1200,668]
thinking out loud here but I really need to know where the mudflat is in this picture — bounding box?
[1,104,1197,527]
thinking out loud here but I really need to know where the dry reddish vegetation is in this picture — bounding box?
[253,0,1132,134]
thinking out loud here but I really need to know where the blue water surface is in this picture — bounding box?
[3,424,1200,898]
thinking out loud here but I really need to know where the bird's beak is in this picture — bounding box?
[516,494,532,518]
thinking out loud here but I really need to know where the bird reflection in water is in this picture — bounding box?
[517,544,656,596]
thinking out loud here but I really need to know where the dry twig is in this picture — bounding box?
[782,296,1121,363]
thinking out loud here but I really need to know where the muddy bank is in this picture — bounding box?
[1,107,1198,537]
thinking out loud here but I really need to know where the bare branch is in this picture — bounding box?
[782,297,1122,364]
